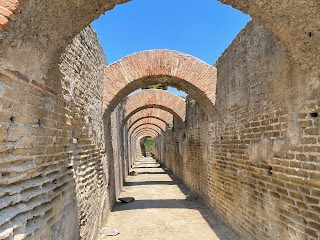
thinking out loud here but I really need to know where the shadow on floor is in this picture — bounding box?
[135,162,158,164]
[115,159,239,240]
[124,181,175,186]
[113,199,200,211]
[162,168,239,240]
[132,166,160,169]
[138,172,167,175]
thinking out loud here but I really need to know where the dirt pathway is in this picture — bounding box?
[98,157,239,240]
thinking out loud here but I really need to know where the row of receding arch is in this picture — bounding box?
[119,89,186,142]
[1,49,215,141]
[103,50,217,142]
[2,1,317,142]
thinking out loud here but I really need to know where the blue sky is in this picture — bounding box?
[92,0,250,96]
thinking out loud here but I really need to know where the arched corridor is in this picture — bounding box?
[0,0,319,240]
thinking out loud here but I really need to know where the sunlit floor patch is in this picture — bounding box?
[98,157,239,240]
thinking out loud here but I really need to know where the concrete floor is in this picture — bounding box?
[98,157,239,240]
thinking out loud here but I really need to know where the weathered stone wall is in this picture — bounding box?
[154,20,320,240]
[0,71,80,240]
[108,106,128,200]
[0,26,114,240]
[59,26,110,240]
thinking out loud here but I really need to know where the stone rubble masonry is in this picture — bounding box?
[59,26,110,240]
[153,21,320,240]
[108,105,131,202]
[0,71,81,240]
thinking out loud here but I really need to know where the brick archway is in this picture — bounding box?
[0,0,317,82]
[128,117,168,132]
[124,108,173,129]
[120,89,186,124]
[135,131,157,140]
[132,125,162,138]
[137,135,154,141]
[130,124,164,138]
[131,129,158,158]
[104,50,217,119]
[129,120,167,136]
[133,129,160,139]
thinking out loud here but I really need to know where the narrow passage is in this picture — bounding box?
[99,157,239,240]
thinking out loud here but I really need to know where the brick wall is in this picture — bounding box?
[59,26,110,240]
[0,71,80,240]
[154,20,320,240]
[0,26,119,240]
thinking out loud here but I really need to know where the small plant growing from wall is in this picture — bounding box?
[187,99,198,107]
[169,120,174,131]
[141,83,168,90]
[182,132,187,139]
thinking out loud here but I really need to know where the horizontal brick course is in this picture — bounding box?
[0,26,109,240]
